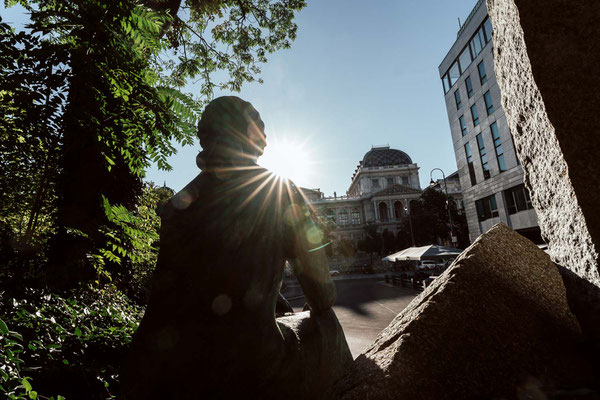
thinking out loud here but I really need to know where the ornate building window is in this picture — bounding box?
[351,209,360,225]
[338,210,348,225]
[394,201,404,219]
[378,202,388,221]
[327,209,335,222]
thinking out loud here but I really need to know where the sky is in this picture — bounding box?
[1,0,479,195]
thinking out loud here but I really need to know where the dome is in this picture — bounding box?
[362,146,412,167]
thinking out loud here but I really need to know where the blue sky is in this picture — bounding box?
[1,0,478,195]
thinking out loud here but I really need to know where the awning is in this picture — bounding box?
[383,244,464,262]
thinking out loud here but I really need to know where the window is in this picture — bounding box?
[484,91,494,115]
[465,76,474,98]
[491,122,506,172]
[475,194,499,221]
[511,136,521,165]
[378,202,388,221]
[459,115,467,136]
[393,201,403,219]
[454,90,462,110]
[386,177,394,186]
[471,104,479,126]
[483,17,493,43]
[448,61,460,86]
[458,45,472,74]
[372,178,380,188]
[442,19,491,95]
[338,209,348,225]
[469,27,485,58]
[326,209,335,222]
[351,209,360,225]
[442,73,450,93]
[476,133,490,179]
[504,184,533,215]
[465,143,477,186]
[401,176,409,185]
[478,61,487,84]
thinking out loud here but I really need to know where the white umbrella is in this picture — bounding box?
[383,244,463,262]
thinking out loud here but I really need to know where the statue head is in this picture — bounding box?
[196,96,266,169]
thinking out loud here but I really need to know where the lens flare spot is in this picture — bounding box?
[284,204,303,226]
[306,226,323,245]
[172,190,193,210]
[211,294,232,316]
[155,325,179,350]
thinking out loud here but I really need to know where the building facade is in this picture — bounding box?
[438,0,541,243]
[301,146,422,243]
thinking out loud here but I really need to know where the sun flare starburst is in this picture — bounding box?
[258,138,314,186]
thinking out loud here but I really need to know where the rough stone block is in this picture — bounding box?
[333,224,594,400]
[486,0,600,341]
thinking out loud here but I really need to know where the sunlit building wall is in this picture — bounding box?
[438,0,541,243]
[302,145,422,244]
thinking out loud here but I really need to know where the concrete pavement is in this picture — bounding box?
[283,277,417,358]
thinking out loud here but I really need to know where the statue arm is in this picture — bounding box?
[289,217,336,314]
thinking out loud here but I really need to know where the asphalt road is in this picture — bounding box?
[284,277,418,358]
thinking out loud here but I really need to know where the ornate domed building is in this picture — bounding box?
[302,145,422,247]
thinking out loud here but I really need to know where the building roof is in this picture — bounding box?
[362,146,413,167]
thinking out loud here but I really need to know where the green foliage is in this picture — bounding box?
[0,18,67,248]
[358,222,382,256]
[0,286,143,399]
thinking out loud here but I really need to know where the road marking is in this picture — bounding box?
[376,301,397,315]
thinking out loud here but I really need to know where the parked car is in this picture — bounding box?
[416,260,437,270]
[329,269,340,276]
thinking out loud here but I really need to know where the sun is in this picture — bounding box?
[258,138,314,186]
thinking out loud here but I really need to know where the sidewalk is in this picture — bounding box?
[283,273,386,286]
[282,273,387,300]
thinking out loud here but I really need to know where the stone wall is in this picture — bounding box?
[486,0,600,340]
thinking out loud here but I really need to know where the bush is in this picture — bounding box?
[0,286,143,399]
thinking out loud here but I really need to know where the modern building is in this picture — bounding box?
[301,145,422,243]
[438,0,542,243]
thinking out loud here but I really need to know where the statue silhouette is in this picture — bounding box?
[122,96,351,399]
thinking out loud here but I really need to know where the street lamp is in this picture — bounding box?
[404,203,415,247]
[429,168,456,246]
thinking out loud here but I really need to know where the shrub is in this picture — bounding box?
[0,286,143,399]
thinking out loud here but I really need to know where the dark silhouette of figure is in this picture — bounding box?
[122,96,351,399]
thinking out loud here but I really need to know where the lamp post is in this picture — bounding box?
[404,203,415,246]
[429,168,456,246]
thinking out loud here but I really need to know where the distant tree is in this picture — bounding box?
[397,187,469,247]
[357,222,382,264]
[382,228,395,254]
[336,237,355,259]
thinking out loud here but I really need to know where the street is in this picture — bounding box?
[284,276,418,358]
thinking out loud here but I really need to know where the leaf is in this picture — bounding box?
[22,378,32,392]
[74,327,82,338]
[0,319,8,334]
[29,391,38,399]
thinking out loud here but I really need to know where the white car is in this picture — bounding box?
[416,260,437,270]
[329,270,340,276]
